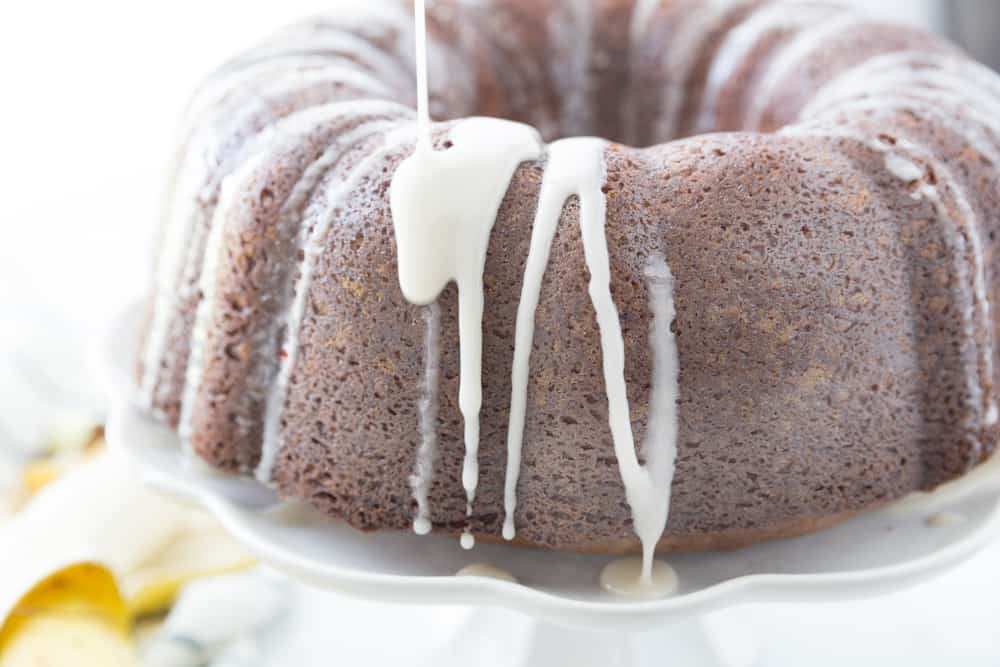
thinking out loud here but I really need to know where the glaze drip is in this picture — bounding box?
[503,138,603,541]
[572,139,673,584]
[501,142,681,578]
[411,302,441,536]
[390,117,543,544]
[393,0,679,581]
[391,129,677,585]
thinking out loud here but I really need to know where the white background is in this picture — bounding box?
[3,1,999,665]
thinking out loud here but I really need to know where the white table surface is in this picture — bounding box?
[4,1,997,664]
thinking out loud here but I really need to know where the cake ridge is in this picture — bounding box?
[800,51,1000,121]
[741,12,863,130]
[256,127,415,481]
[653,0,738,142]
[677,0,825,134]
[140,64,415,422]
[411,300,442,536]
[179,102,411,465]
[805,95,1000,167]
[783,123,997,446]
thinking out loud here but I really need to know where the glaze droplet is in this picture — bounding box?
[600,557,678,599]
[925,511,967,527]
[456,563,518,583]
[413,516,432,535]
[460,532,475,550]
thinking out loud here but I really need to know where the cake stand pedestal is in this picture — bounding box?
[270,591,755,667]
[414,606,753,667]
[97,304,1000,667]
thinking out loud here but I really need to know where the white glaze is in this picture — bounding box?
[600,557,678,599]
[806,93,1000,170]
[883,153,924,183]
[318,0,414,36]
[393,128,679,583]
[460,532,476,550]
[697,2,839,133]
[569,138,675,585]
[411,302,441,536]
[925,511,967,527]
[628,0,660,50]
[891,448,1000,515]
[178,106,400,440]
[176,176,229,452]
[261,27,415,92]
[654,0,732,141]
[395,0,545,547]
[143,58,327,411]
[812,69,1000,135]
[393,0,680,577]
[181,55,343,136]
[641,254,681,532]
[141,154,212,411]
[407,0,435,537]
[502,138,599,541]
[743,14,861,130]
[502,188,681,562]
[267,66,396,101]
[390,116,541,539]
[456,563,518,583]
[800,52,1000,123]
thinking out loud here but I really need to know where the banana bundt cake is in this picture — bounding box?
[136,0,1000,567]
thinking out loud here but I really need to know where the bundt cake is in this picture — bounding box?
[137,0,1000,574]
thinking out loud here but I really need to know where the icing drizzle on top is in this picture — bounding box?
[390,0,680,589]
[390,115,543,548]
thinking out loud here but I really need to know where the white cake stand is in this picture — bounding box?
[97,304,1000,666]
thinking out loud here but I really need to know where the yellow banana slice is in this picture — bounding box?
[0,563,135,667]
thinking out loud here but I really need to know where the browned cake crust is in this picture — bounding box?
[138,0,1000,553]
